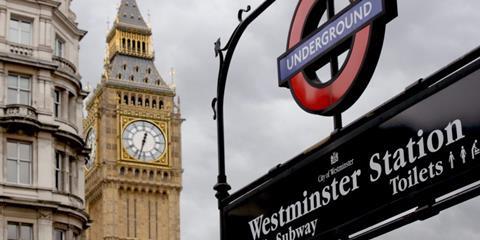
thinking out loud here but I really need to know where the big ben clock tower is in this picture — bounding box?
[84,0,183,239]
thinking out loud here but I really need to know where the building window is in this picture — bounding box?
[54,229,66,240]
[69,157,77,194]
[54,37,65,57]
[54,89,61,118]
[6,141,32,185]
[8,222,33,240]
[55,152,64,191]
[9,16,32,45]
[68,92,76,123]
[7,74,31,105]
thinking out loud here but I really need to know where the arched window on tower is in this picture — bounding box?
[138,97,143,106]
[145,98,150,107]
[152,100,157,108]
[131,96,136,105]
[122,38,126,49]
[127,39,131,49]
[144,77,148,83]
[124,95,128,105]
[132,40,136,51]
[142,42,146,53]
[159,100,164,109]
[117,73,122,80]
[137,41,141,52]
[129,75,134,81]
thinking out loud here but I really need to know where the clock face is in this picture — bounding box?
[122,120,166,162]
[85,128,96,170]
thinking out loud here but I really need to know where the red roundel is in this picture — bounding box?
[286,0,388,116]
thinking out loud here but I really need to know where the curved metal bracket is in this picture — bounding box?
[213,3,277,240]
[213,0,277,206]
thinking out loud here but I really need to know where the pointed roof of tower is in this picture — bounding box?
[100,0,173,94]
[115,0,150,32]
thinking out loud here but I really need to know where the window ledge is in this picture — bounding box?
[55,117,79,132]
[53,190,84,204]
[1,104,38,120]
[0,184,84,204]
[8,41,34,57]
[53,55,77,75]
[1,182,46,191]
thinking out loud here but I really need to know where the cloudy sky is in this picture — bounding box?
[71,0,480,239]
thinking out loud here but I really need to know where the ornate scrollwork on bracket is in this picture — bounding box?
[238,5,252,22]
[214,38,226,65]
[211,98,218,120]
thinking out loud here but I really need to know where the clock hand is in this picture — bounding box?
[138,132,148,158]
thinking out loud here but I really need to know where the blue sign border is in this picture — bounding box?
[277,0,386,86]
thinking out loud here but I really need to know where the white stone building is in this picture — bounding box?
[0,0,89,239]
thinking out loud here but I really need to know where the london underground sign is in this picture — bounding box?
[225,53,480,240]
[278,0,397,115]
[215,0,480,240]
[278,0,384,81]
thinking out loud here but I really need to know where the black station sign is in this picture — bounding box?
[224,59,480,240]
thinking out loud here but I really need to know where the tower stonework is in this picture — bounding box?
[84,1,183,239]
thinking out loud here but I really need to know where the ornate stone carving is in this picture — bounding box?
[3,105,38,119]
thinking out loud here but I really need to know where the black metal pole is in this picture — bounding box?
[327,0,343,131]
[212,1,276,240]
[334,113,343,130]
